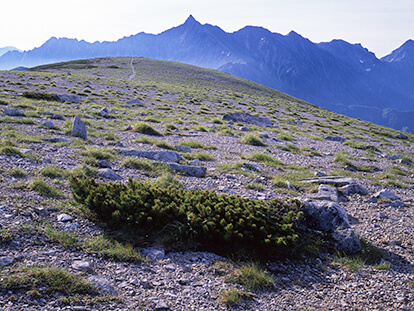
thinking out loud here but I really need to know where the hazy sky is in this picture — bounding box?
[1,0,413,58]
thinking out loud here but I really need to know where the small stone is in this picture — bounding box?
[33,206,48,216]
[325,136,345,142]
[57,213,73,222]
[8,240,20,248]
[386,200,406,208]
[218,186,228,192]
[396,294,405,302]
[99,107,110,118]
[243,163,260,172]
[97,168,123,181]
[140,279,152,289]
[397,133,408,139]
[41,121,56,129]
[127,98,144,105]
[314,171,327,177]
[72,261,92,271]
[141,248,165,260]
[98,159,111,168]
[396,158,412,165]
[168,163,206,177]
[0,256,14,267]
[366,196,378,203]
[240,126,249,131]
[374,189,400,201]
[339,183,368,196]
[155,301,169,310]
[42,157,52,164]
[188,159,201,166]
[175,145,192,153]
[164,264,176,272]
[87,276,117,295]
[377,212,386,218]
[54,94,82,104]
[285,181,296,191]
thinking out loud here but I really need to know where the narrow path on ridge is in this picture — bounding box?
[128,58,136,79]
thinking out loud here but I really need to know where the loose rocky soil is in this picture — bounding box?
[0,57,413,310]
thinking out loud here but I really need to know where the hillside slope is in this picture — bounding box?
[0,57,413,310]
[0,16,413,131]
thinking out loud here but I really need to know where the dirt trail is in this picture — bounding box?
[128,58,136,79]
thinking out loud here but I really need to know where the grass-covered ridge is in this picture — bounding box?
[70,176,309,259]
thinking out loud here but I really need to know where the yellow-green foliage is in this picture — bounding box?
[70,176,306,259]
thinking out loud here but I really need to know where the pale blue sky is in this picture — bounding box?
[1,0,413,57]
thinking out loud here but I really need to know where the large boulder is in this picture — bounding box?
[168,163,207,177]
[302,176,356,186]
[4,107,24,116]
[325,136,346,142]
[303,199,361,254]
[127,98,144,106]
[373,189,400,201]
[307,184,338,202]
[222,112,273,127]
[87,276,117,295]
[338,183,369,196]
[72,115,87,140]
[119,149,182,163]
[53,94,82,104]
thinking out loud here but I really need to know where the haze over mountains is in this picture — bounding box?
[1,15,413,131]
[0,46,21,57]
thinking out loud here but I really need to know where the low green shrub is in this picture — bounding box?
[183,152,215,161]
[84,235,142,262]
[226,262,274,291]
[132,122,162,136]
[247,152,283,168]
[30,178,64,198]
[0,146,24,157]
[122,158,171,176]
[240,134,266,146]
[0,264,97,295]
[6,168,28,177]
[179,140,216,149]
[220,288,253,306]
[40,166,66,178]
[70,177,306,259]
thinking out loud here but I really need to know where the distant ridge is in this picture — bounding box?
[0,46,21,57]
[0,16,413,131]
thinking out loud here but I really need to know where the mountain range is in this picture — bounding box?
[0,46,21,57]
[1,15,413,131]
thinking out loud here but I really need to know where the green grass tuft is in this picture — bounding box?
[240,134,266,146]
[30,178,64,198]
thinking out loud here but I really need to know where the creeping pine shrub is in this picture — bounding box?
[70,177,305,259]
[22,91,56,101]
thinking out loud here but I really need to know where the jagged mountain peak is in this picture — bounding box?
[382,39,414,63]
[184,14,198,25]
[318,39,378,71]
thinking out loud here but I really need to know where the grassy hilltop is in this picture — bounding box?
[0,57,413,310]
